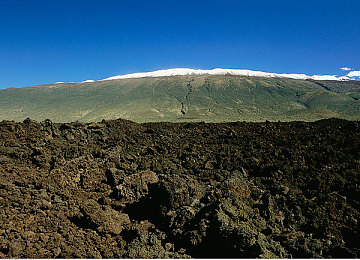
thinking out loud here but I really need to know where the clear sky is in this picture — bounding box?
[0,0,359,89]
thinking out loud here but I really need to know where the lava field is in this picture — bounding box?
[0,118,359,258]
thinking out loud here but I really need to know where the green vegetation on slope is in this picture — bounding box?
[1,75,360,122]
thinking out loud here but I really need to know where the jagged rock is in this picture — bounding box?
[80,199,130,235]
[105,167,125,187]
[115,170,159,202]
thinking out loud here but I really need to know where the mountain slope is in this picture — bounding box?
[1,74,360,122]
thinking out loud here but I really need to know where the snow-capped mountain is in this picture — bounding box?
[102,68,352,81]
[2,69,360,123]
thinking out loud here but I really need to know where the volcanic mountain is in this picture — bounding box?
[1,68,360,122]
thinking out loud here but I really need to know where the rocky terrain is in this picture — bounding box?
[0,117,359,258]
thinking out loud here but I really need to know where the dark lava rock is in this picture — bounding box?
[0,118,359,258]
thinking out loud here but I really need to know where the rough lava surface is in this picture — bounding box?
[0,118,359,258]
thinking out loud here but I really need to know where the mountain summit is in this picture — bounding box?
[102,68,351,81]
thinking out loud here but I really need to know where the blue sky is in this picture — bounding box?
[0,0,359,89]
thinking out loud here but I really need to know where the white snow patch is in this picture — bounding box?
[310,75,341,81]
[341,67,353,71]
[55,82,65,84]
[338,76,352,80]
[347,71,360,77]
[82,80,95,83]
[102,68,353,81]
